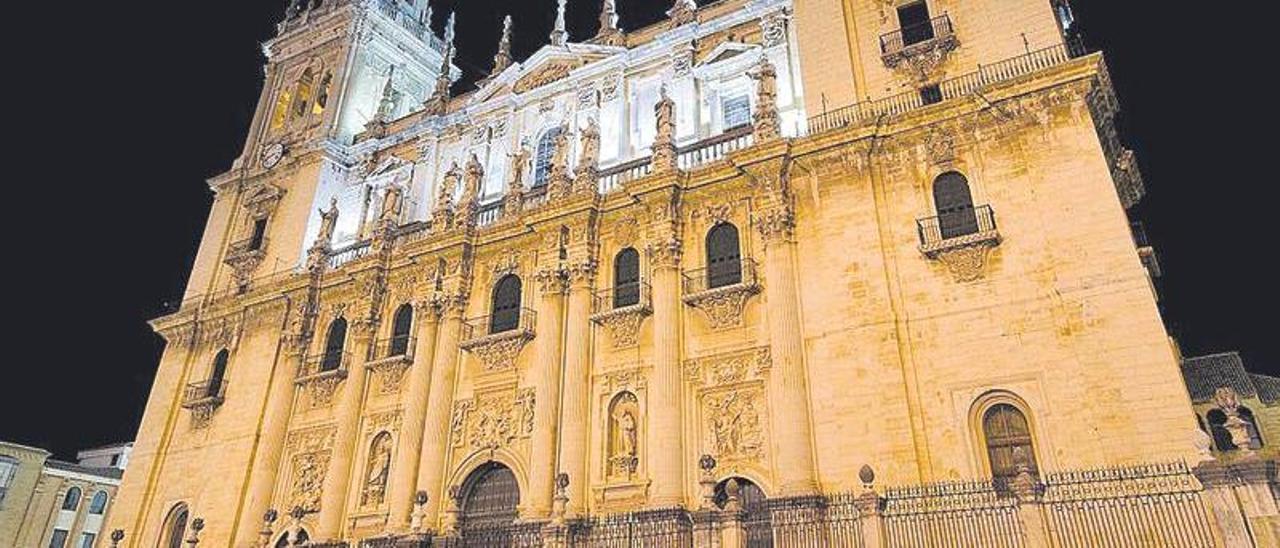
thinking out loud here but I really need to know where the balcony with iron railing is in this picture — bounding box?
[181,380,227,410]
[297,351,351,383]
[460,308,538,372]
[880,14,957,62]
[591,282,653,347]
[682,259,761,329]
[371,334,415,363]
[808,40,1089,136]
[916,205,1001,256]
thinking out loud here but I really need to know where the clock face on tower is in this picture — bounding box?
[261,143,285,169]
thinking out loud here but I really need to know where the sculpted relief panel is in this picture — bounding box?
[283,425,336,513]
[449,388,535,452]
[686,347,772,471]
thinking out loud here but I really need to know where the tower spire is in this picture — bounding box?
[424,11,455,115]
[492,15,514,76]
[595,0,623,45]
[551,0,569,46]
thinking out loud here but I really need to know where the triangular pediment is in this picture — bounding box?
[699,41,758,66]
[472,42,624,103]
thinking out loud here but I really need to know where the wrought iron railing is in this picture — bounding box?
[181,380,227,407]
[299,351,351,380]
[374,335,414,360]
[162,268,301,314]
[461,308,538,341]
[880,14,955,55]
[808,40,1088,135]
[228,235,268,255]
[682,258,759,295]
[568,507,694,547]
[593,281,652,313]
[916,205,998,251]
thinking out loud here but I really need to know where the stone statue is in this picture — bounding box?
[379,184,404,223]
[361,434,392,507]
[437,163,461,208]
[618,410,637,457]
[579,118,601,172]
[316,198,339,248]
[653,86,678,173]
[549,123,573,197]
[462,154,485,205]
[509,140,532,190]
[749,55,781,140]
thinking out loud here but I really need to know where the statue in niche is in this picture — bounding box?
[607,392,640,478]
[579,118,600,172]
[508,140,532,190]
[379,184,404,223]
[361,432,392,507]
[462,154,484,205]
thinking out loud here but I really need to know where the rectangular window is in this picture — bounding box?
[897,1,934,46]
[79,533,96,548]
[0,458,17,505]
[49,529,69,548]
[249,218,268,251]
[920,84,943,105]
[722,94,752,130]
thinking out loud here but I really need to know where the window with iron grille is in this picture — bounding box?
[532,127,563,188]
[389,304,414,357]
[613,248,641,308]
[897,1,934,46]
[706,223,743,289]
[722,94,752,130]
[321,318,348,371]
[490,275,522,334]
[933,172,978,239]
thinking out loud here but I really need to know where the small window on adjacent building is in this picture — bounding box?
[1240,407,1265,450]
[49,529,69,548]
[78,533,95,548]
[89,491,109,514]
[0,456,17,505]
[1207,409,1236,451]
[722,94,752,130]
[62,487,81,511]
[897,1,935,46]
[249,218,268,251]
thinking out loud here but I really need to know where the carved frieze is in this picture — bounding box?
[514,60,581,94]
[460,329,535,373]
[703,388,766,464]
[684,284,759,330]
[449,388,535,451]
[284,425,335,513]
[684,347,772,388]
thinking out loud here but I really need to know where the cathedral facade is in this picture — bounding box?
[104,0,1278,547]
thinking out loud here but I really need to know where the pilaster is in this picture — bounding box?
[316,317,377,540]
[642,188,685,507]
[386,302,441,531]
[414,293,467,530]
[558,259,598,517]
[527,267,568,517]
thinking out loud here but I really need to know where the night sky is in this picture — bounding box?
[5,0,1273,461]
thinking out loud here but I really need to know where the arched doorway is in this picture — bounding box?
[459,463,521,546]
[715,477,772,548]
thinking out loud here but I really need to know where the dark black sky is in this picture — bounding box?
[5,0,1273,460]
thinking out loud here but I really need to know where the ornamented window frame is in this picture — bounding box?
[967,390,1045,482]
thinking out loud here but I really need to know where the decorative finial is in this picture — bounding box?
[374,65,399,123]
[493,15,514,76]
[551,0,569,46]
[419,4,432,26]
[668,0,698,28]
[109,530,125,548]
[859,464,876,488]
[424,12,456,114]
[596,0,623,45]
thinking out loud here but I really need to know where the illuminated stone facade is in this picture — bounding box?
[105,0,1277,546]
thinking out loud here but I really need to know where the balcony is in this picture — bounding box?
[366,335,415,394]
[590,282,653,348]
[460,309,538,373]
[296,352,350,407]
[880,14,958,71]
[182,380,226,428]
[916,205,1002,282]
[682,259,760,330]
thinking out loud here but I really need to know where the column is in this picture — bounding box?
[232,331,304,546]
[527,269,568,517]
[648,241,685,506]
[758,202,819,495]
[386,303,441,532]
[414,298,465,528]
[557,264,596,516]
[316,322,376,540]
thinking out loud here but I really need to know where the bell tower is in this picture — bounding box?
[242,0,449,168]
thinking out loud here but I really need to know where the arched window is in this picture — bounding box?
[62,486,81,511]
[1240,407,1265,449]
[532,127,563,189]
[208,349,229,398]
[933,172,979,239]
[161,504,189,548]
[982,404,1039,485]
[293,69,315,119]
[1207,409,1236,451]
[490,275,522,334]
[706,223,743,289]
[321,318,348,372]
[389,303,414,357]
[271,87,293,130]
[88,491,109,515]
[613,248,641,308]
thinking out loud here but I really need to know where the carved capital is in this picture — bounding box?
[754,203,795,245]
[536,268,569,295]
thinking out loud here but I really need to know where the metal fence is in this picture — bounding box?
[1042,462,1216,548]
[882,479,1024,548]
[567,507,695,547]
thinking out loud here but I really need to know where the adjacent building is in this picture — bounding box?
[0,441,130,548]
[104,0,1277,546]
[1183,352,1280,462]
